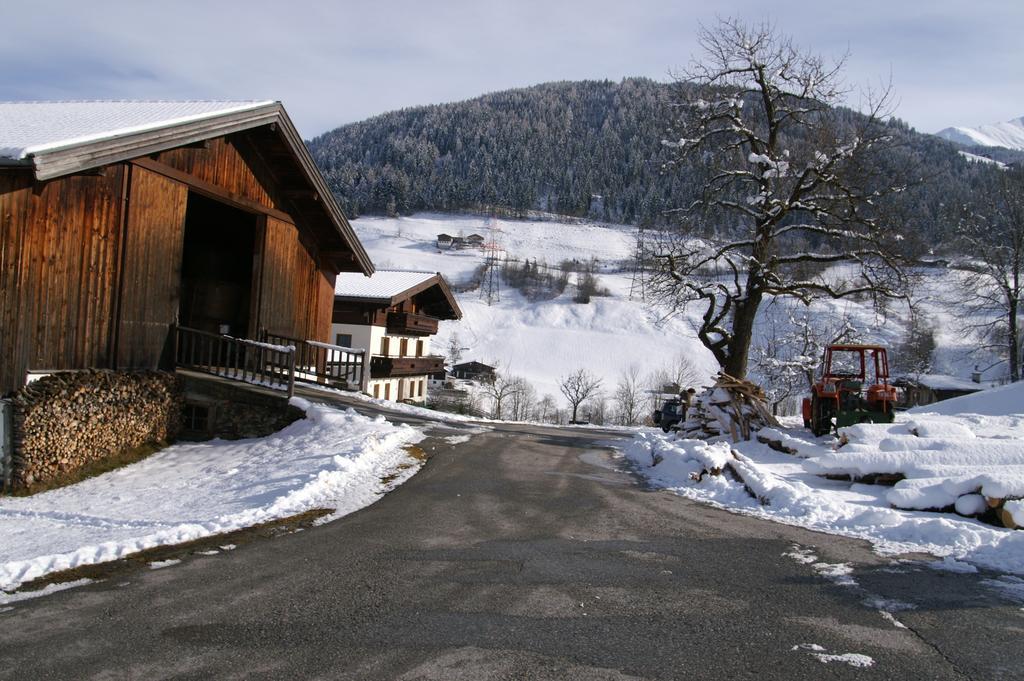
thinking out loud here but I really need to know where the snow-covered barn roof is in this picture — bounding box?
[0,99,373,274]
[0,100,272,161]
[334,269,462,319]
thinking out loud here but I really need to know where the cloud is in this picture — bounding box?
[1,0,1021,136]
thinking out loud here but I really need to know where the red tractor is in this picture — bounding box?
[802,344,897,436]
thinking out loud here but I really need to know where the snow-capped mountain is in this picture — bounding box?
[936,116,1024,150]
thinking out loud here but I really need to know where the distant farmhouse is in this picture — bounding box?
[0,100,373,490]
[893,374,987,409]
[332,270,461,403]
[452,361,497,382]
[436,232,485,250]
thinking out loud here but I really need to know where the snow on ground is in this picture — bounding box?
[909,380,1024,417]
[353,213,1001,411]
[618,399,1024,575]
[354,213,721,399]
[0,398,425,592]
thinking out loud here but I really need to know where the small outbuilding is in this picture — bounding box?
[893,374,987,409]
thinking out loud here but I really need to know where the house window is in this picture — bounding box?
[400,338,408,357]
[335,333,353,348]
[381,337,390,356]
[384,383,391,400]
[373,384,380,399]
[416,340,424,357]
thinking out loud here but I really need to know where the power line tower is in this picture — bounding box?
[628,223,647,302]
[480,216,504,305]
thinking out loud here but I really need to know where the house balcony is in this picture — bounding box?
[370,355,445,378]
[386,312,439,336]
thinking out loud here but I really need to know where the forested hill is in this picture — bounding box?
[307,78,1001,239]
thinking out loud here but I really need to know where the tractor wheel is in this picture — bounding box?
[811,396,833,437]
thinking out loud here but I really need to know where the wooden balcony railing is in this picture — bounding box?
[262,331,368,391]
[386,312,439,336]
[370,355,445,378]
[175,325,296,397]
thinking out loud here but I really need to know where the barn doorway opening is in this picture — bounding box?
[179,193,259,337]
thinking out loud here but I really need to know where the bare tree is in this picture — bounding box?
[647,353,704,394]
[953,167,1024,381]
[584,397,609,425]
[752,304,859,415]
[506,377,537,421]
[614,364,645,425]
[892,307,936,378]
[559,368,603,423]
[534,394,558,423]
[483,374,523,420]
[446,334,465,367]
[648,18,906,379]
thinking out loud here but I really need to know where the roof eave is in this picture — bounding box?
[334,274,462,319]
[271,106,374,276]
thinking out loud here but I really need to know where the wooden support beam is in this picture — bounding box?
[130,157,296,225]
[284,189,318,201]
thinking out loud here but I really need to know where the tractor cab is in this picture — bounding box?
[802,344,896,436]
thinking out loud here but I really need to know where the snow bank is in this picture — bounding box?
[908,381,1024,417]
[619,423,1024,575]
[0,399,425,591]
[803,414,1024,510]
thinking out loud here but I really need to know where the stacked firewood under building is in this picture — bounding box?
[7,370,181,491]
[677,373,779,442]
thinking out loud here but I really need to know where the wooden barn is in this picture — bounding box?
[0,100,373,397]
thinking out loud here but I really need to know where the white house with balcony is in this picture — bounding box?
[331,270,461,403]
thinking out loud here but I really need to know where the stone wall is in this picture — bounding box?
[177,372,304,440]
[8,370,182,491]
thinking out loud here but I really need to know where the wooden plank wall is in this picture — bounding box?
[115,167,188,369]
[0,169,125,395]
[258,216,333,342]
[1,131,341,395]
[154,137,282,213]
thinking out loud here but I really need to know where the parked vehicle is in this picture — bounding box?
[802,344,897,436]
[653,398,684,433]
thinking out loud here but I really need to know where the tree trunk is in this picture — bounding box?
[1010,295,1020,382]
[570,403,579,423]
[722,291,762,379]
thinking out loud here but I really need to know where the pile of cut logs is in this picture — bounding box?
[9,370,181,490]
[677,373,779,442]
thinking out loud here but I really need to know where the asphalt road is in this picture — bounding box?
[2,396,1022,680]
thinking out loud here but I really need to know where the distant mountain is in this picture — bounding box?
[308,78,1004,247]
[936,116,1024,151]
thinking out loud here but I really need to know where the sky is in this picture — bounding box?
[1,1,1021,138]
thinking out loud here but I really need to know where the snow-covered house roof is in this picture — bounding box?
[895,374,986,392]
[0,99,372,274]
[334,270,462,318]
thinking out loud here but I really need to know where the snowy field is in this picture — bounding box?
[355,213,720,399]
[0,399,425,592]
[353,213,1000,406]
[618,384,1024,575]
